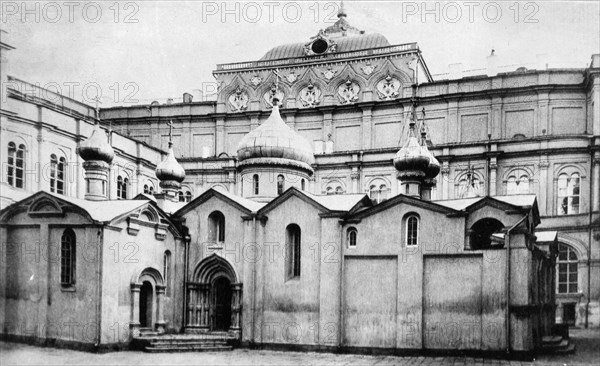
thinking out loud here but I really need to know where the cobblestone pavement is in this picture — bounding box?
[1,329,598,366]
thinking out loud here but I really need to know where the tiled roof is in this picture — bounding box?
[44,191,148,222]
[433,197,482,211]
[216,189,266,212]
[433,195,537,211]
[302,192,368,212]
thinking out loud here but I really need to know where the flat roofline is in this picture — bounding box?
[101,100,217,111]
[214,42,420,72]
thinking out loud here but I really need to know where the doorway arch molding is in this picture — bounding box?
[193,253,239,283]
[187,254,242,334]
[130,267,166,337]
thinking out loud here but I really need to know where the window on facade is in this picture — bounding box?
[369,183,388,204]
[325,181,344,195]
[277,175,285,195]
[347,227,357,248]
[557,244,578,294]
[7,142,25,189]
[458,177,482,198]
[117,176,128,199]
[405,215,419,246]
[60,229,76,286]
[286,224,301,279]
[178,191,185,202]
[507,174,529,195]
[185,191,192,202]
[164,250,171,296]
[50,155,66,195]
[558,173,580,215]
[253,174,259,195]
[143,183,154,195]
[301,179,306,191]
[469,218,504,249]
[208,211,225,243]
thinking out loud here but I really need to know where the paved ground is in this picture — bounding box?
[1,328,598,366]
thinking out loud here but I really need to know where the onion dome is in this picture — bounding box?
[394,123,430,180]
[156,142,185,183]
[78,122,115,164]
[236,98,315,173]
[420,129,441,180]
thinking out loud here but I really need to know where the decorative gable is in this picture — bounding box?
[28,197,64,217]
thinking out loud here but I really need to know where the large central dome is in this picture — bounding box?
[259,6,390,61]
[236,102,315,173]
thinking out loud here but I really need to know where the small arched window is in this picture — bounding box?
[60,229,76,286]
[164,250,172,296]
[7,142,25,188]
[324,181,344,195]
[50,155,66,195]
[347,227,357,248]
[558,173,580,215]
[301,179,306,191]
[208,211,225,243]
[185,191,192,202]
[507,174,529,195]
[178,191,185,202]
[277,175,285,195]
[458,176,482,198]
[253,174,259,195]
[286,224,301,279]
[117,175,128,199]
[557,244,578,294]
[405,215,419,246]
[369,183,388,204]
[143,183,155,195]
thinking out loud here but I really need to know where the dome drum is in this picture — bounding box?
[237,157,313,175]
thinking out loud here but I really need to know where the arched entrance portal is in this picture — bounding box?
[186,254,242,334]
[139,281,153,328]
[130,267,166,335]
[213,277,232,330]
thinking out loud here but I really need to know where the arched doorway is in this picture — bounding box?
[139,281,153,328]
[130,267,166,335]
[186,254,242,334]
[212,277,232,330]
[469,218,504,249]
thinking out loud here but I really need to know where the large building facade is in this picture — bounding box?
[0,4,598,356]
[101,10,600,328]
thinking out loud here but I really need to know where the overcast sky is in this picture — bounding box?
[2,0,599,107]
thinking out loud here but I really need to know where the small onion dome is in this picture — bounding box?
[420,132,441,180]
[78,123,115,164]
[156,144,185,183]
[394,131,430,179]
[425,152,441,179]
[236,101,315,172]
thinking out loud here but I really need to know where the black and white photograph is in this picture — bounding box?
[0,1,599,365]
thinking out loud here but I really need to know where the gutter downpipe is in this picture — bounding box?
[586,141,595,329]
[182,229,190,332]
[505,214,529,355]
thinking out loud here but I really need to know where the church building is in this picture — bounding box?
[1,2,598,358]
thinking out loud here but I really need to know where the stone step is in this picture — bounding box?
[145,345,233,353]
[540,338,576,355]
[541,335,562,345]
[136,335,233,342]
[542,339,569,350]
[554,343,576,355]
[150,340,228,347]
